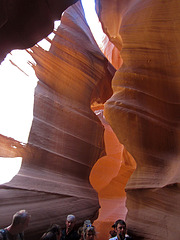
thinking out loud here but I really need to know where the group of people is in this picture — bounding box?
[41,215,96,240]
[0,210,132,240]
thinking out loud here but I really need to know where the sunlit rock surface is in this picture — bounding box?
[0,0,179,239]
[90,107,136,240]
[101,35,123,71]
[0,2,115,239]
[96,0,180,239]
[0,0,79,63]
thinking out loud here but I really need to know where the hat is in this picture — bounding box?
[83,220,91,228]
[67,214,75,222]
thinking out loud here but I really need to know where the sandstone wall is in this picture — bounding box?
[0,0,179,239]
[96,0,180,239]
[0,2,115,239]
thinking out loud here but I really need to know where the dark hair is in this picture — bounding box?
[112,220,126,229]
[78,226,83,235]
[109,230,117,238]
[83,226,96,239]
[12,210,30,226]
[47,224,61,235]
[41,224,61,240]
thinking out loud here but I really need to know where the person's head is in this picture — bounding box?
[41,224,61,240]
[66,215,75,233]
[77,226,84,240]
[83,220,91,228]
[83,226,96,240]
[112,220,126,239]
[12,210,31,231]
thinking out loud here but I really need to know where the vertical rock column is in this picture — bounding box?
[97,0,180,239]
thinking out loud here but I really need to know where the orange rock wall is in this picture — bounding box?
[96,0,180,239]
[0,0,179,239]
[90,107,136,240]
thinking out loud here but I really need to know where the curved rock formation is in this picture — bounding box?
[0,0,79,63]
[96,0,180,239]
[0,0,179,239]
[0,2,115,239]
[90,107,136,240]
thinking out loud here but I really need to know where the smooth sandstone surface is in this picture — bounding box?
[96,0,180,239]
[0,2,115,239]
[0,0,179,239]
[90,107,136,240]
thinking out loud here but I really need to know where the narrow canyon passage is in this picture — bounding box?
[90,106,136,240]
[0,0,179,239]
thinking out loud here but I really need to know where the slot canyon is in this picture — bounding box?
[0,1,179,240]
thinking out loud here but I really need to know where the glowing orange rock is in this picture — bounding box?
[90,107,136,240]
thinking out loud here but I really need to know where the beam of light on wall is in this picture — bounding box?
[0,20,60,185]
[81,0,106,48]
